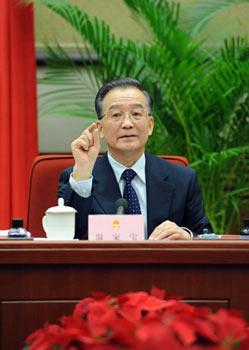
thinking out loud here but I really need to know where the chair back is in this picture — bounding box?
[27,154,189,237]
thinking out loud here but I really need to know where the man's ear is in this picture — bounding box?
[97,121,104,138]
[148,116,154,136]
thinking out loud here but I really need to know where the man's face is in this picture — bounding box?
[98,87,154,160]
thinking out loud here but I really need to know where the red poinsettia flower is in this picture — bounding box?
[23,289,249,350]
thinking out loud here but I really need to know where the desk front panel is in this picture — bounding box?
[0,240,248,350]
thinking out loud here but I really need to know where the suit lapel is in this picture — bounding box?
[145,154,176,235]
[92,154,176,233]
[93,155,122,214]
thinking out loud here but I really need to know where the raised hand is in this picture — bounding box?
[71,123,101,181]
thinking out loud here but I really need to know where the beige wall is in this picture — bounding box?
[35,0,149,50]
[35,1,249,153]
[35,0,249,49]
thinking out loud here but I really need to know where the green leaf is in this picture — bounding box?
[181,0,249,37]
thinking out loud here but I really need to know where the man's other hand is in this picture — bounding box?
[149,220,191,240]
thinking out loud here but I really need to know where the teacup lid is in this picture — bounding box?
[45,198,77,214]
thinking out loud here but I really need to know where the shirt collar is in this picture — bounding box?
[107,152,146,183]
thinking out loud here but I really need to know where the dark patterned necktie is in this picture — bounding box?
[121,169,141,214]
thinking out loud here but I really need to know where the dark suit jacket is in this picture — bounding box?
[58,153,211,239]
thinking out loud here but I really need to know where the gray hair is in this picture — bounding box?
[95,77,153,119]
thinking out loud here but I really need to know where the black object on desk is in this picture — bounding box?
[240,218,249,236]
[8,218,29,238]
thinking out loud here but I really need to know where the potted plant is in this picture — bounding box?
[30,0,249,233]
[23,288,249,349]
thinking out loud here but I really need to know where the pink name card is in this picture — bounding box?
[88,215,144,241]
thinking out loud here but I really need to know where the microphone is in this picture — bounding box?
[115,198,128,215]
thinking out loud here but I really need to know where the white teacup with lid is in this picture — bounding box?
[42,198,76,240]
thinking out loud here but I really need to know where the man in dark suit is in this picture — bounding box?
[59,77,211,240]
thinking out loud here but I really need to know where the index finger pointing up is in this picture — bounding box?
[80,123,98,137]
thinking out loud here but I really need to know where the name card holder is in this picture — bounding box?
[88,215,144,241]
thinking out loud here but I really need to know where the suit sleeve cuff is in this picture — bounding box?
[181,227,194,239]
[69,173,93,198]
